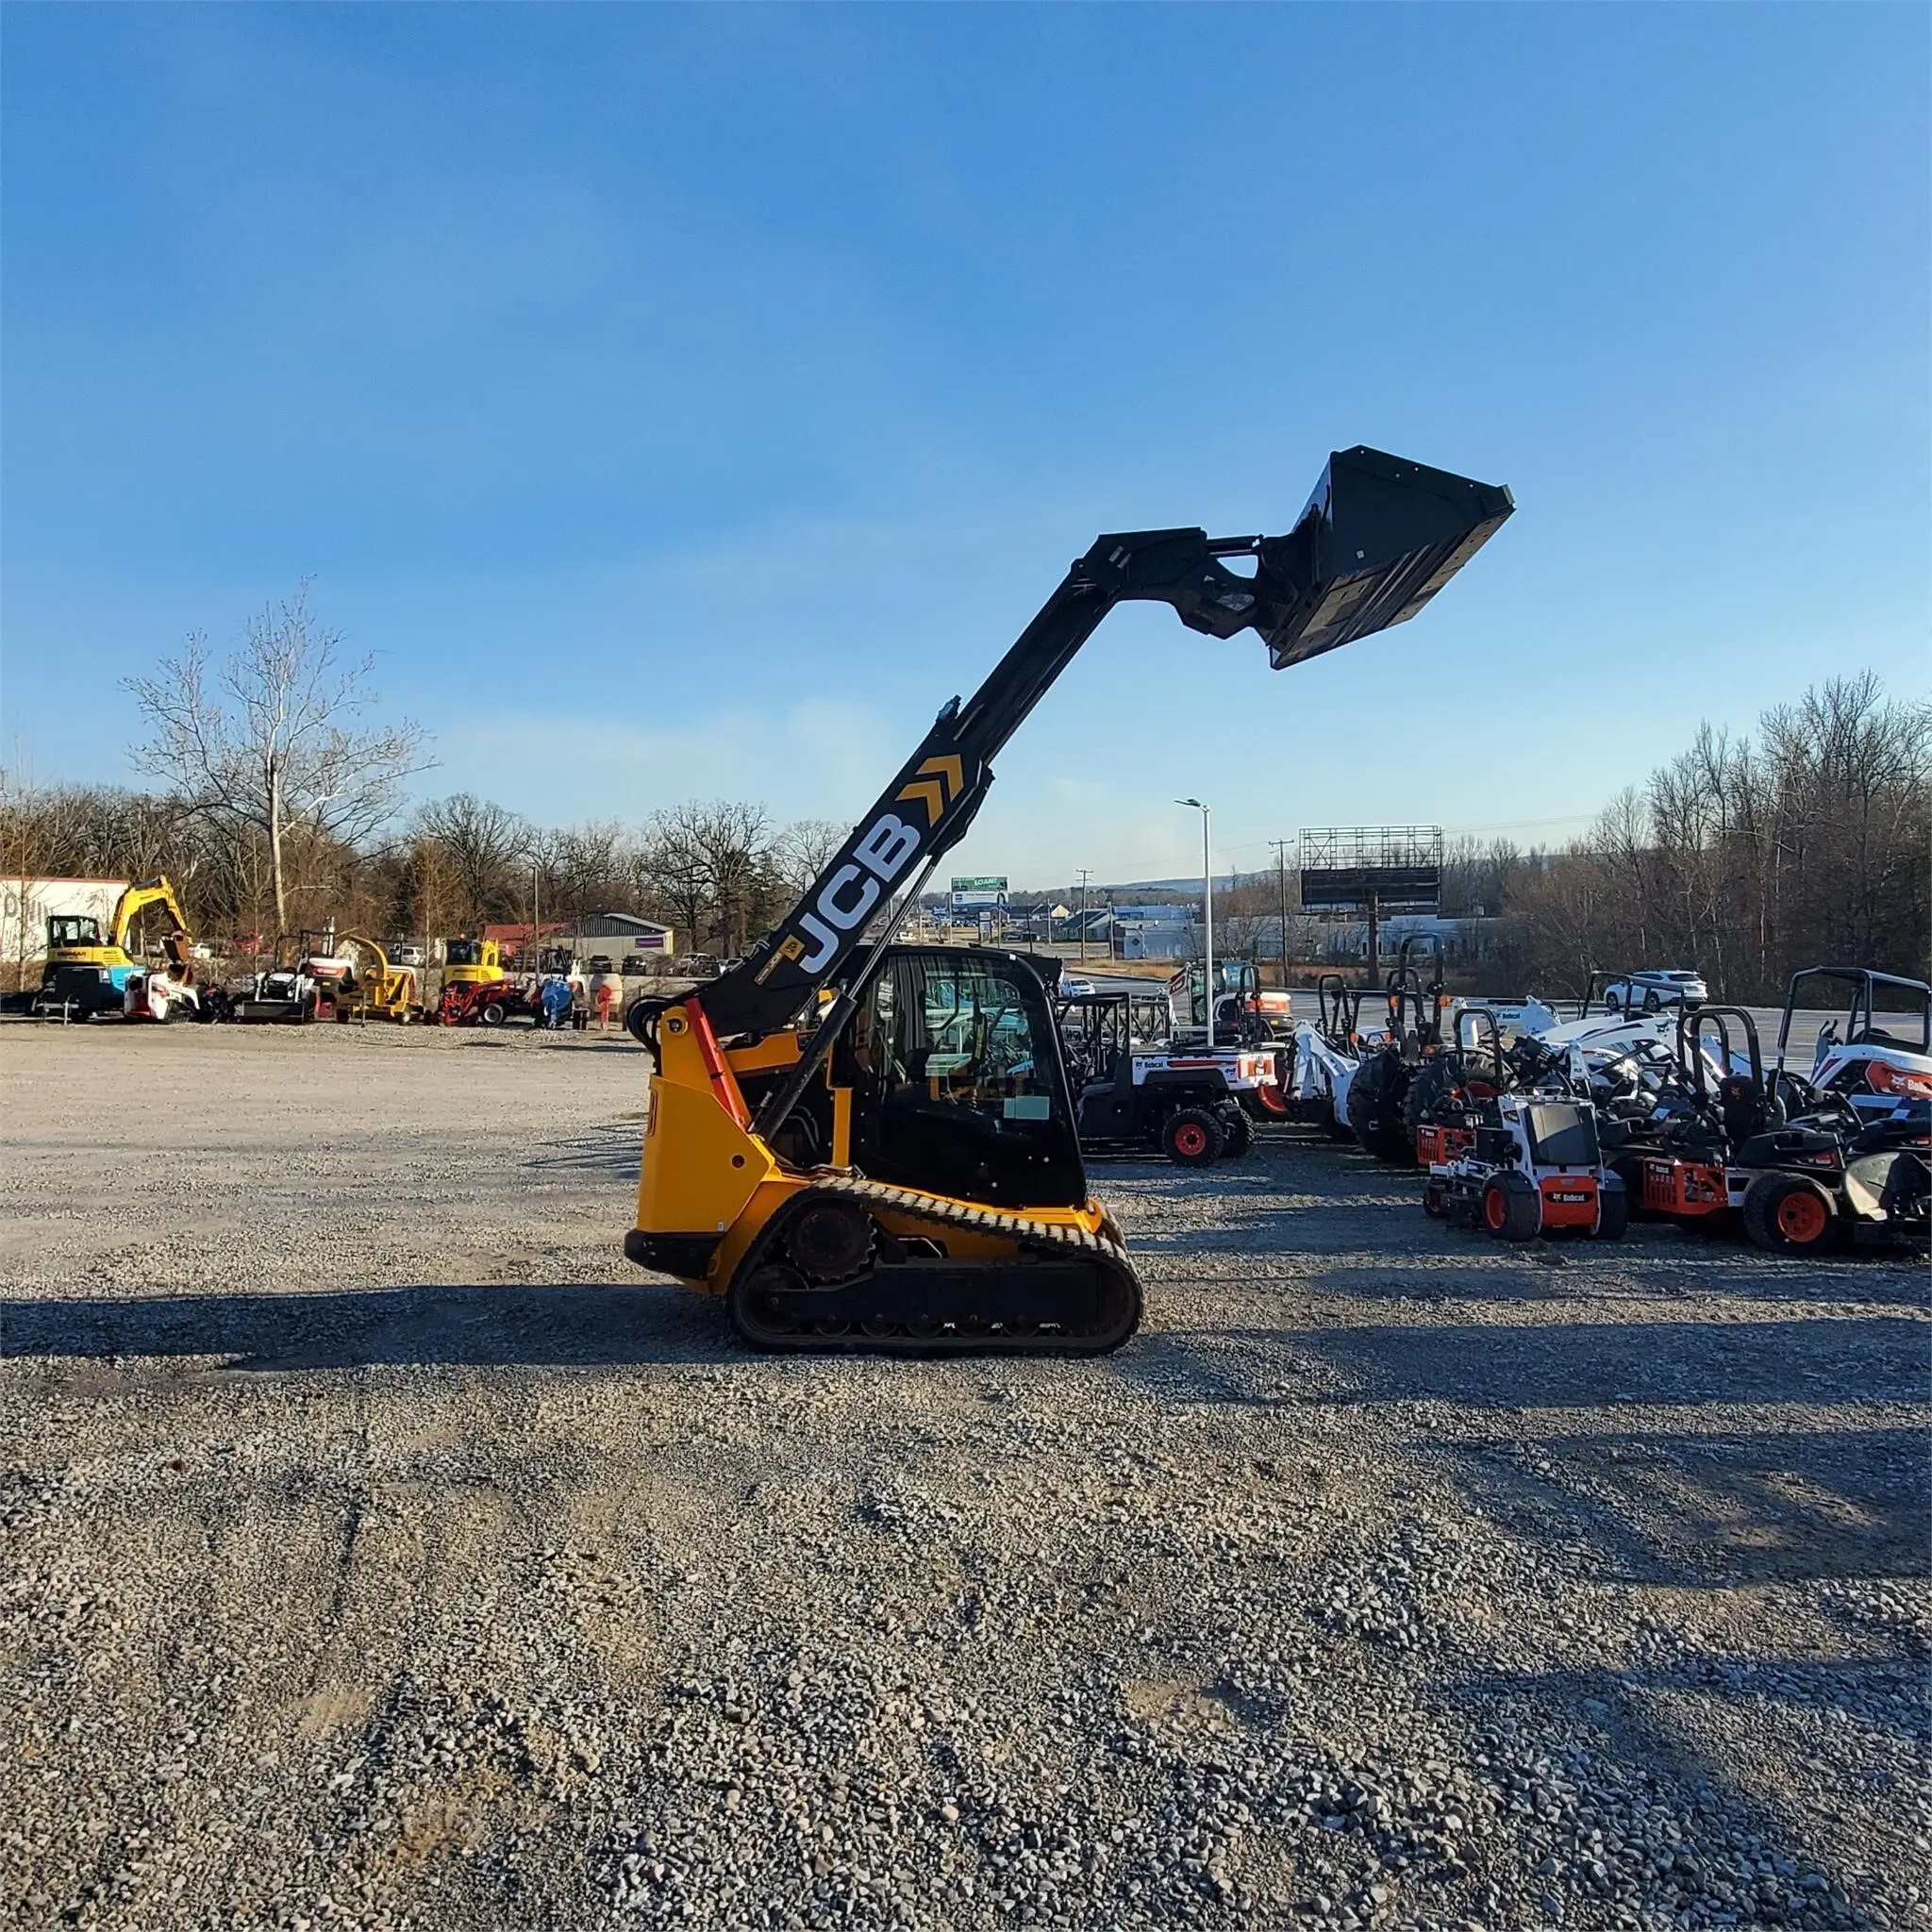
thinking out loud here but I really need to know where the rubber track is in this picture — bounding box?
[808,1171,1127,1260]
[732,1173,1142,1355]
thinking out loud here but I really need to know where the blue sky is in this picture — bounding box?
[4,4,1925,888]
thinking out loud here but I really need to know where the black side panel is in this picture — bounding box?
[1141,1068,1232,1099]
[1734,1126,1844,1168]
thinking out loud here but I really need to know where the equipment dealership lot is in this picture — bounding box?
[3,1026,1924,1931]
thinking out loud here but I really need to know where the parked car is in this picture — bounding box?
[1602,969,1707,1013]
[388,941,426,968]
[672,953,724,979]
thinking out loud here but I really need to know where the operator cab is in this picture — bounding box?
[841,947,1086,1210]
[46,915,103,950]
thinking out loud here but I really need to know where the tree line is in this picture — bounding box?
[1,585,851,963]
[0,776,853,963]
[3,579,1925,1001]
[1212,673,1927,1001]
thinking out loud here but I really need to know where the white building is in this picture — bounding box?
[1,877,129,962]
[567,912,675,966]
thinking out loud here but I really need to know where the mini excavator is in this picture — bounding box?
[625,447,1514,1354]
[38,875,197,1019]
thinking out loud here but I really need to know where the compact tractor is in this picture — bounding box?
[441,972,585,1028]
[620,446,1513,1353]
[434,936,581,1026]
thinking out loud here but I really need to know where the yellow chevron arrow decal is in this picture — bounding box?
[918,754,964,800]
[896,778,946,824]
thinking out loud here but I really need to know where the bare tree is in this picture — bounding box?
[635,800,776,954]
[548,820,630,926]
[771,818,849,896]
[1213,873,1281,963]
[125,582,431,931]
[0,762,47,991]
[413,793,532,931]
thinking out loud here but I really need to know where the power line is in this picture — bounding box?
[1268,838,1292,977]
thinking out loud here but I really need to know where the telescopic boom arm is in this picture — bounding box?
[701,446,1512,1041]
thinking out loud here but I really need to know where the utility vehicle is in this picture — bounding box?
[1058,985,1273,1165]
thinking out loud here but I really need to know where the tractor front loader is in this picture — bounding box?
[623,448,1513,1354]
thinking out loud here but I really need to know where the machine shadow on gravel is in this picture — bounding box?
[1450,1426,1930,1588]
[1184,1314,1930,1410]
[0,1281,735,1370]
[1125,1205,1453,1257]
[521,1119,645,1179]
[1441,1659,1913,1922]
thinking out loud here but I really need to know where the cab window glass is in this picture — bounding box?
[849,950,1083,1208]
[855,957,1045,1112]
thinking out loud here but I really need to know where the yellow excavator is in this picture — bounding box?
[332,933,422,1022]
[38,876,199,1021]
[441,937,504,988]
[624,447,1514,1354]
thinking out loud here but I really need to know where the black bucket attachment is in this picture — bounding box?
[1254,447,1513,669]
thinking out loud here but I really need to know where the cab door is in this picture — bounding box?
[845,948,1087,1209]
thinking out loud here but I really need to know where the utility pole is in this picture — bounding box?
[1075,869,1093,965]
[421,841,435,981]
[1269,838,1292,991]
[1178,800,1212,1049]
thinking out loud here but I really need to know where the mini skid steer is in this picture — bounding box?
[623,448,1513,1352]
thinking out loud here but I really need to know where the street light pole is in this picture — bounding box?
[1076,868,1092,966]
[1178,799,1213,1050]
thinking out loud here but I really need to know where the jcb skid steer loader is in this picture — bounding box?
[623,447,1513,1354]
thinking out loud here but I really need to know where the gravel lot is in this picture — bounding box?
[3,1022,1926,1932]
